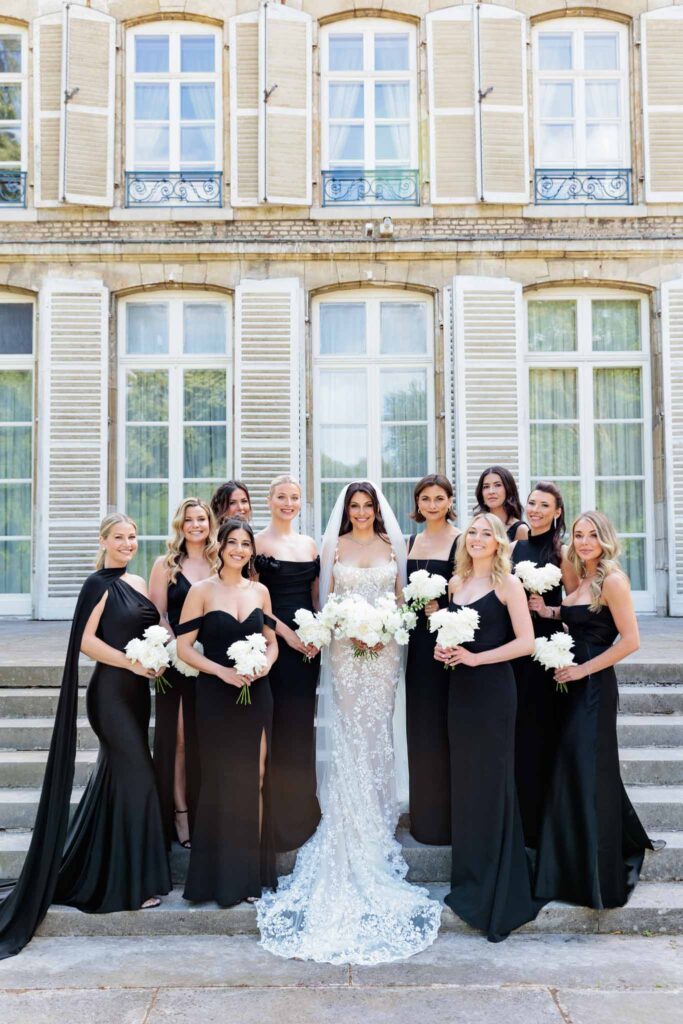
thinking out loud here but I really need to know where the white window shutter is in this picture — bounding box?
[443,285,457,488]
[452,277,524,524]
[36,281,109,619]
[229,12,260,207]
[478,5,529,204]
[662,279,683,614]
[642,7,683,203]
[34,12,63,207]
[426,6,478,204]
[234,279,303,526]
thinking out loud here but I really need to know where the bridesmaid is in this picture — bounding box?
[405,474,461,846]
[149,498,217,849]
[254,475,322,852]
[177,518,278,906]
[210,479,252,525]
[511,482,579,846]
[535,511,663,909]
[474,466,529,544]
[436,513,542,941]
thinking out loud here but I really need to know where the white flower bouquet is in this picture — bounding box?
[320,592,416,659]
[227,633,268,705]
[532,631,575,693]
[514,560,563,595]
[293,608,332,661]
[125,624,172,693]
[428,607,480,670]
[402,569,448,613]
[167,639,204,678]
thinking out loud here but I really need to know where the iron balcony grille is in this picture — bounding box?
[0,170,27,208]
[322,169,419,206]
[125,171,223,208]
[534,168,632,205]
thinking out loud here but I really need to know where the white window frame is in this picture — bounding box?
[117,290,232,561]
[125,21,223,174]
[320,18,418,178]
[523,288,655,611]
[0,26,27,175]
[532,17,630,169]
[0,293,35,615]
[312,289,435,539]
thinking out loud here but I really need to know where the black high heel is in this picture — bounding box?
[174,809,191,849]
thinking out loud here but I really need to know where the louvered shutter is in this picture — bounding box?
[234,279,303,526]
[478,5,529,204]
[642,7,683,202]
[60,4,115,206]
[34,12,63,207]
[262,3,312,206]
[452,277,524,523]
[426,6,478,204]
[662,280,683,614]
[36,281,109,619]
[229,12,260,207]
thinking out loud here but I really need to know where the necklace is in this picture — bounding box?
[347,535,376,547]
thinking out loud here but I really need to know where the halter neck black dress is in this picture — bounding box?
[405,535,459,845]
[534,603,654,908]
[179,608,276,905]
[445,590,543,941]
[152,570,200,847]
[511,527,563,846]
[254,555,321,852]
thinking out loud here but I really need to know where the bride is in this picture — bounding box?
[256,481,441,964]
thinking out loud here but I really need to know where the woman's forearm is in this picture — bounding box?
[80,636,131,670]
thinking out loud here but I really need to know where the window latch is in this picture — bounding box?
[64,86,80,103]
[264,84,278,103]
[478,86,494,102]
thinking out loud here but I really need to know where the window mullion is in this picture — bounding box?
[169,364,183,517]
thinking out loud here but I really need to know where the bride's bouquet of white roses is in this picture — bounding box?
[532,631,575,693]
[227,633,268,705]
[125,624,172,693]
[320,592,417,659]
[402,569,447,613]
[514,560,563,595]
[428,607,480,670]
[293,608,333,661]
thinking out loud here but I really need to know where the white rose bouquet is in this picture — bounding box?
[321,593,416,658]
[293,608,332,661]
[428,607,480,669]
[227,633,268,705]
[166,639,203,678]
[125,624,172,693]
[532,631,575,693]
[514,560,563,595]
[402,569,447,613]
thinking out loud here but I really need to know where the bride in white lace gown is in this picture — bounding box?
[256,482,441,965]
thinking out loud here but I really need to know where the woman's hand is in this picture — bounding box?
[554,663,587,685]
[434,644,479,668]
[129,661,160,680]
[216,664,250,689]
[351,639,384,655]
[423,600,439,617]
[281,623,318,658]
[527,594,549,616]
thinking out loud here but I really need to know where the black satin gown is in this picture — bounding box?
[445,590,543,941]
[55,577,171,912]
[152,571,200,847]
[511,528,563,847]
[534,604,654,908]
[180,609,276,905]
[506,521,525,543]
[405,536,458,845]
[254,555,321,852]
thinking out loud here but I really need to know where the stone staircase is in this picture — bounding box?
[0,660,682,937]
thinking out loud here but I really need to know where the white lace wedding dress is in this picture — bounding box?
[256,559,442,965]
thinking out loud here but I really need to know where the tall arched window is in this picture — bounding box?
[0,27,27,207]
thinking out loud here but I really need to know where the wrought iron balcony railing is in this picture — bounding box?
[322,169,419,206]
[125,171,223,208]
[0,170,27,208]
[535,168,632,205]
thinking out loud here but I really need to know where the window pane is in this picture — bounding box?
[132,538,165,584]
[181,84,215,120]
[381,481,416,535]
[320,426,367,478]
[540,124,574,164]
[126,304,168,355]
[539,34,572,70]
[592,300,640,352]
[0,129,20,162]
[135,35,169,73]
[126,425,168,478]
[320,304,366,355]
[321,482,344,532]
[375,124,409,162]
[0,36,21,74]
[375,34,409,71]
[135,83,169,121]
[586,81,620,118]
[183,303,226,354]
[382,423,427,476]
[584,33,619,71]
[528,300,576,352]
[593,368,642,419]
[529,368,577,420]
[0,86,21,121]
[0,425,31,478]
[184,425,226,478]
[184,369,226,421]
[126,481,168,536]
[380,303,426,355]
[0,304,32,355]
[329,83,363,119]
[329,124,364,162]
[181,35,215,72]
[183,480,220,504]
[540,82,573,117]
[0,370,31,420]
[621,537,646,591]
[531,423,580,477]
[329,35,363,72]
[181,125,214,162]
[126,370,168,422]
[134,125,169,163]
[595,479,644,534]
[0,539,29,593]
[595,423,643,476]
[375,83,409,119]
[556,480,581,526]
[319,369,367,422]
[381,369,427,420]
[586,123,619,164]
[0,481,30,535]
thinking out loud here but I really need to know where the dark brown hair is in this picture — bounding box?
[410,474,456,523]
[527,481,567,564]
[474,466,524,523]
[339,482,389,539]
[210,480,252,523]
[216,518,256,579]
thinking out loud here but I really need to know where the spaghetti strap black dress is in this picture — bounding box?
[446,590,543,941]
[254,555,321,852]
[152,571,200,847]
[180,609,276,906]
[404,535,458,845]
[534,603,654,908]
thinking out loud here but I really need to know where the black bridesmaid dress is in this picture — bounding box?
[445,590,543,941]
[405,536,458,845]
[254,555,321,852]
[511,528,563,847]
[56,577,171,911]
[534,603,654,908]
[506,521,525,543]
[180,610,276,905]
[152,571,200,847]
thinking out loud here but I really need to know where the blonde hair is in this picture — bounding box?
[96,513,137,570]
[268,474,301,498]
[454,513,511,586]
[568,510,623,611]
[164,498,218,584]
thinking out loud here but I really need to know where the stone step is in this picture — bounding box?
[617,715,683,747]
[0,717,154,751]
[30,881,683,938]
[620,747,683,785]
[0,688,88,717]
[0,750,97,788]
[626,786,683,831]
[617,684,683,715]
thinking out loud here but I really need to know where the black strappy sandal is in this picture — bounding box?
[174,809,191,849]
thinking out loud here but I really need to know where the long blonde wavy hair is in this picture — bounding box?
[454,513,511,586]
[95,513,137,570]
[164,498,218,584]
[567,510,623,611]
